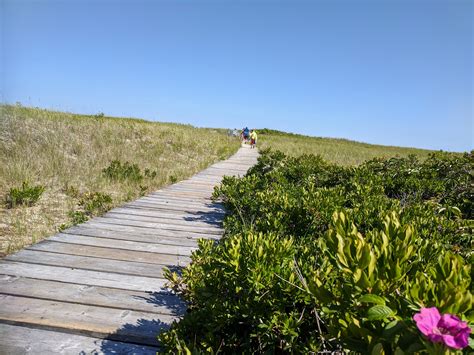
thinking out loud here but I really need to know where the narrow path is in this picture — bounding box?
[0,145,259,354]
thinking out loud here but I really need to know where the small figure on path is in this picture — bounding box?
[241,126,250,143]
[250,129,258,149]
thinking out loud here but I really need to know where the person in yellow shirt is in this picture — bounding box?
[250,130,258,149]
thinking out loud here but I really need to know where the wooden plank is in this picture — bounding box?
[71,220,218,240]
[103,212,222,229]
[183,176,222,182]
[214,161,257,167]
[161,188,214,195]
[91,217,223,235]
[5,250,166,278]
[28,241,192,265]
[147,192,213,200]
[62,226,200,247]
[139,195,216,205]
[106,208,223,224]
[124,200,224,212]
[77,221,220,240]
[48,234,198,256]
[123,201,223,214]
[113,206,225,219]
[0,295,174,346]
[202,167,249,172]
[194,172,229,178]
[128,201,222,213]
[0,323,160,355]
[0,261,166,292]
[164,185,215,192]
[0,275,185,315]
[175,179,222,185]
[157,190,213,197]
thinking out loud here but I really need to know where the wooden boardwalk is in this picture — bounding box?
[0,145,259,354]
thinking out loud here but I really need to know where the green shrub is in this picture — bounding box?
[102,160,159,185]
[58,192,111,231]
[79,191,112,216]
[159,150,473,353]
[6,181,45,208]
[102,160,144,182]
[68,210,89,225]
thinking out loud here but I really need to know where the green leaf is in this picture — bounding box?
[371,343,384,355]
[367,305,394,321]
[359,294,386,305]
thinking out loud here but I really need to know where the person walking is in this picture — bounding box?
[250,129,258,149]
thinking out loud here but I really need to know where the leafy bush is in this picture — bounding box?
[102,160,159,185]
[102,160,143,182]
[68,210,89,225]
[59,191,113,231]
[160,150,473,353]
[6,181,45,208]
[78,191,112,216]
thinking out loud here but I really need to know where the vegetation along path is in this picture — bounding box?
[0,145,259,354]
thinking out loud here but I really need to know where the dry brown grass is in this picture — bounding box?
[0,105,240,255]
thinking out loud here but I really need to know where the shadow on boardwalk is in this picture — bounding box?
[100,269,186,354]
[99,318,166,354]
[182,202,226,228]
[183,211,223,227]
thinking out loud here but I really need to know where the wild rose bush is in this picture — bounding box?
[160,150,473,353]
[414,307,471,350]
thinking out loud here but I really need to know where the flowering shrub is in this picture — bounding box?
[414,307,471,350]
[160,150,473,353]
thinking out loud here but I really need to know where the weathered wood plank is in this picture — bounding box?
[139,195,216,205]
[48,234,198,256]
[5,250,166,278]
[76,221,220,240]
[123,200,224,213]
[91,216,223,235]
[28,241,192,265]
[68,219,220,244]
[112,206,225,220]
[103,212,222,228]
[160,189,215,196]
[136,194,218,209]
[164,185,215,192]
[182,176,223,182]
[0,261,166,292]
[0,275,184,315]
[201,166,249,172]
[62,226,200,247]
[0,323,160,355]
[0,295,174,346]
[154,192,214,199]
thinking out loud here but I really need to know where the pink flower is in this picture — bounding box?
[413,307,471,350]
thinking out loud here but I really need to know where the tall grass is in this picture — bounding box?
[0,105,240,255]
[257,129,450,166]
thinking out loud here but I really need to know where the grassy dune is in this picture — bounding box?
[257,129,443,166]
[0,105,240,255]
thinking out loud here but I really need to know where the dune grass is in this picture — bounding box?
[256,129,450,166]
[0,105,240,256]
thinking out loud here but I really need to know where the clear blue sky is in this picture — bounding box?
[2,0,473,151]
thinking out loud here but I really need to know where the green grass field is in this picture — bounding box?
[256,129,447,166]
[0,105,240,255]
